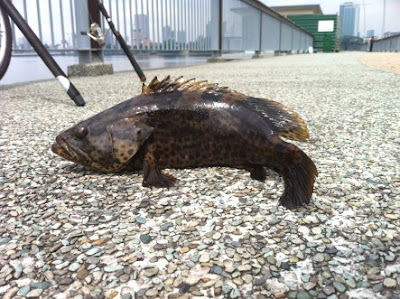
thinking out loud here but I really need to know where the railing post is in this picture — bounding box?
[74,0,91,64]
[87,0,104,62]
[68,0,112,77]
[207,0,224,61]
[48,0,55,48]
[253,10,263,58]
[290,27,293,53]
[279,21,282,52]
[218,0,223,55]
[73,0,103,62]
[208,0,221,56]
[258,10,262,53]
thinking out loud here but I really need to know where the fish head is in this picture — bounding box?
[52,116,153,172]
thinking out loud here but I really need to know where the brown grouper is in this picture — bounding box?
[52,76,318,208]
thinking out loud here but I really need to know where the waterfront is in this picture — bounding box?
[0,54,210,85]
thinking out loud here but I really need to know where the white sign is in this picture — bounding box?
[318,20,334,32]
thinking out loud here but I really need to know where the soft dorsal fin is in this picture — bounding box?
[245,97,309,141]
[142,76,309,141]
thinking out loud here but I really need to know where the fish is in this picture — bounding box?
[52,76,318,208]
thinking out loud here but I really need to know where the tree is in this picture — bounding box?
[341,36,364,50]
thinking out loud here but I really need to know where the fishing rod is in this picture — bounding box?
[0,0,85,106]
[97,1,146,83]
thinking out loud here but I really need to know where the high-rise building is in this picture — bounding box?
[162,25,175,41]
[18,37,32,50]
[366,30,375,38]
[133,14,149,47]
[177,31,186,44]
[383,31,400,38]
[339,2,359,37]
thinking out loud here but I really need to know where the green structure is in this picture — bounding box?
[288,15,340,52]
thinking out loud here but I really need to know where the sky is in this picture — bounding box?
[262,0,400,38]
[11,0,400,47]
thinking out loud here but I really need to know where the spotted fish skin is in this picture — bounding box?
[52,76,317,208]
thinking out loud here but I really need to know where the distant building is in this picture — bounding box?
[105,31,114,48]
[339,2,359,37]
[270,4,323,16]
[133,14,149,47]
[177,30,186,44]
[366,30,374,38]
[383,31,400,38]
[17,37,32,50]
[162,25,175,41]
[288,14,340,52]
[271,5,339,52]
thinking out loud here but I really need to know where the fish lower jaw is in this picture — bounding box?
[51,142,70,159]
[51,142,60,154]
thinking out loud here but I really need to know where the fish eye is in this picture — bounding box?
[75,126,88,139]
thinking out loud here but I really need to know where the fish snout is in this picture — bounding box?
[52,135,72,158]
[51,142,60,154]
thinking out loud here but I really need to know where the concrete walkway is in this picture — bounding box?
[0,52,399,298]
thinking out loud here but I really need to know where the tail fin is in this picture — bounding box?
[270,141,318,208]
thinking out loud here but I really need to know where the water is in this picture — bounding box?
[0,54,210,86]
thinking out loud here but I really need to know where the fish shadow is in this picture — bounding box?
[60,164,142,176]
[59,163,282,183]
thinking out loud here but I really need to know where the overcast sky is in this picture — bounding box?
[262,0,400,38]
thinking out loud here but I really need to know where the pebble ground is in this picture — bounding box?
[0,52,399,298]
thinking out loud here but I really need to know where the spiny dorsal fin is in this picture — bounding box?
[142,76,309,141]
[141,75,230,95]
[141,84,152,94]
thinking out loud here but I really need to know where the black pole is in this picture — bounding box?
[0,0,85,106]
[98,1,146,82]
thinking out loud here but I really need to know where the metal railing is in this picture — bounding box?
[222,0,312,53]
[361,34,400,52]
[9,0,313,54]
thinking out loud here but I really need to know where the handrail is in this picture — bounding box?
[8,0,313,54]
[241,0,314,38]
[361,34,400,52]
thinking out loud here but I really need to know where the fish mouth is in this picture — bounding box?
[52,135,91,165]
[52,135,73,159]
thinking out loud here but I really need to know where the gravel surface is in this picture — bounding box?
[0,52,399,298]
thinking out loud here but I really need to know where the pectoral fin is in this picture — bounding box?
[142,143,177,188]
[108,117,153,164]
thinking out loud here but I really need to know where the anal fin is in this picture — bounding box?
[236,165,267,182]
[248,166,267,181]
